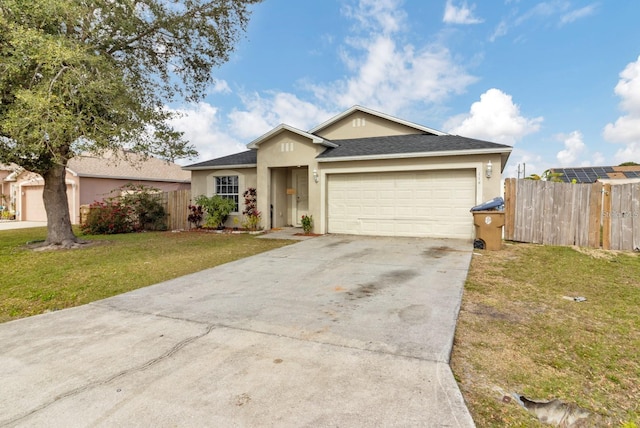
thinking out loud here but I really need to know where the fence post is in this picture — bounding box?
[602,184,612,250]
[587,182,603,248]
[504,178,516,240]
[634,183,640,251]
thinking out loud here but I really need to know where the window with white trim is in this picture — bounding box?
[215,176,239,211]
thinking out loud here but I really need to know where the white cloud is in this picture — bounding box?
[311,0,477,114]
[591,152,605,165]
[614,142,640,164]
[489,21,509,42]
[443,0,483,24]
[210,80,231,94]
[612,55,640,115]
[342,0,407,35]
[167,102,245,165]
[560,4,597,26]
[228,92,335,140]
[603,115,640,142]
[556,131,585,166]
[503,148,543,179]
[491,2,597,41]
[603,56,640,161]
[443,88,543,145]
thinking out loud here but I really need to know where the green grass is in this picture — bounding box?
[0,227,293,323]
[451,243,640,426]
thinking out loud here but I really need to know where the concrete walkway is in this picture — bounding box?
[0,235,475,427]
[0,220,47,230]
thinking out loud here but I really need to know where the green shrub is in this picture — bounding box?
[119,184,167,231]
[81,184,167,234]
[301,214,313,234]
[194,194,236,228]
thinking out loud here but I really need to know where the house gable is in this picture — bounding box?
[310,105,445,140]
[247,124,335,150]
[256,129,326,168]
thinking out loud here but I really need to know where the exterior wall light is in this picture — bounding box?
[313,169,319,183]
[486,161,493,179]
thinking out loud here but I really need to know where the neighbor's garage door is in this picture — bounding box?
[22,185,74,222]
[327,169,476,239]
[22,186,47,222]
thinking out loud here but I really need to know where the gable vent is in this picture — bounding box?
[352,117,366,127]
[280,142,294,152]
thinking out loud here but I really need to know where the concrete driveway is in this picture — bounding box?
[0,235,475,427]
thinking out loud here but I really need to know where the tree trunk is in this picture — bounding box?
[42,163,78,246]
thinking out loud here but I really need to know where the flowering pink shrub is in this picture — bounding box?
[81,201,134,234]
[187,204,204,228]
[242,187,262,230]
[81,184,167,235]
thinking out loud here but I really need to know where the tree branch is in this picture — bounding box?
[48,65,69,94]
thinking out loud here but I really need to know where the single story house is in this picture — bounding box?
[550,165,640,184]
[184,105,512,239]
[1,163,20,216]
[5,151,190,224]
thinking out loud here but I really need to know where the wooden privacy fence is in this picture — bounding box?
[504,178,640,251]
[79,189,192,230]
[162,189,191,231]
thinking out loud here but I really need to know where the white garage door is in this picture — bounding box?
[22,185,74,222]
[22,186,47,222]
[327,169,477,239]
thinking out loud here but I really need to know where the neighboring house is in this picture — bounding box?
[11,151,190,224]
[1,163,22,217]
[550,166,640,184]
[184,105,512,239]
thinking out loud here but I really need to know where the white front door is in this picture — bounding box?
[292,169,309,226]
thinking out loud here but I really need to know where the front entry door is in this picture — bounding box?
[292,169,308,226]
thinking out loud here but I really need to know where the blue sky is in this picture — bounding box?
[170,0,640,178]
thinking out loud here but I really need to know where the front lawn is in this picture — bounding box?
[0,228,292,323]
[452,243,640,426]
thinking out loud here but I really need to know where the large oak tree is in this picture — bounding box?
[0,0,259,247]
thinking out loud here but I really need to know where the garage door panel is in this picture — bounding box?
[327,170,476,239]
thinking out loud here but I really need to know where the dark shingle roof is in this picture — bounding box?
[183,150,257,169]
[551,166,640,183]
[183,134,512,169]
[316,134,511,159]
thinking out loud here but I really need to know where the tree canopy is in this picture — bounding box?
[525,169,564,182]
[0,0,260,246]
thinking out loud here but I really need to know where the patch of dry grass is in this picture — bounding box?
[451,242,640,426]
[0,227,293,323]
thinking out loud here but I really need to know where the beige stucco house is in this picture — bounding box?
[4,151,190,224]
[184,106,512,239]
